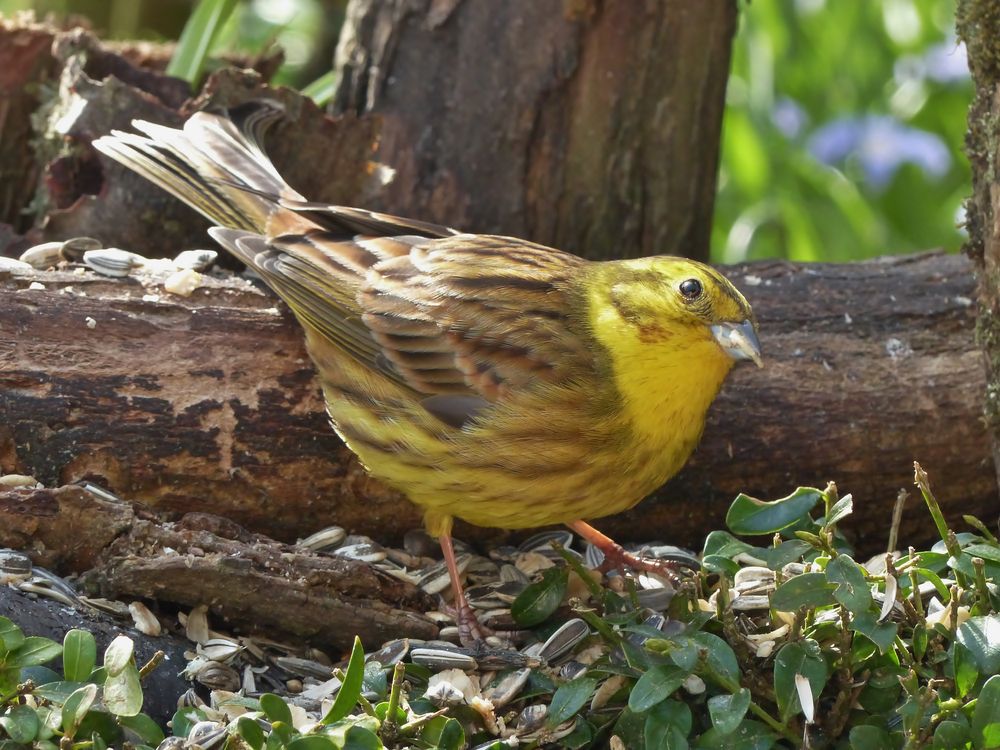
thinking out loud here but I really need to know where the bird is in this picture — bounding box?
[93,103,761,643]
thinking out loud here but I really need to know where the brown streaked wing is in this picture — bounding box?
[217,228,595,426]
[360,235,594,398]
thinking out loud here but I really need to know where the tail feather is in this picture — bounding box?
[93,104,299,233]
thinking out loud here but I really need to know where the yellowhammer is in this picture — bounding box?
[94,104,761,642]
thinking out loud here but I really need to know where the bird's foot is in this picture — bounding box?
[440,598,493,647]
[596,545,683,589]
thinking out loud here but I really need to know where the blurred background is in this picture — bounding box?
[0,0,972,264]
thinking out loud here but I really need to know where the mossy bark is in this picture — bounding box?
[958,0,1000,492]
[331,0,737,262]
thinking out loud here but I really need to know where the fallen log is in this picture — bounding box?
[0,251,992,554]
[0,485,437,650]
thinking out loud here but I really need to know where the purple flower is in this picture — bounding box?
[771,97,809,139]
[807,116,950,188]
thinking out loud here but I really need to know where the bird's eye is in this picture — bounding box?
[679,278,703,300]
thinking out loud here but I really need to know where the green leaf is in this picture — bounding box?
[419,716,465,749]
[703,531,754,559]
[511,567,568,627]
[286,737,339,750]
[696,719,778,749]
[102,636,133,676]
[166,0,239,84]
[301,71,340,108]
[953,642,980,700]
[61,684,99,739]
[773,641,827,723]
[321,636,366,724]
[628,666,687,713]
[102,661,143,717]
[851,611,898,655]
[826,555,872,613]
[7,636,62,667]
[0,705,40,744]
[0,618,25,652]
[33,681,88,704]
[973,674,1000,750]
[933,720,971,750]
[259,693,293,724]
[770,572,836,611]
[547,677,597,726]
[643,699,691,749]
[754,540,812,570]
[343,726,382,750]
[118,713,165,746]
[963,543,1000,565]
[726,487,823,535]
[237,716,266,750]
[956,616,1000,675]
[0,667,18,696]
[821,494,854,527]
[694,633,741,687]
[848,725,893,750]
[62,630,97,683]
[708,688,751,735]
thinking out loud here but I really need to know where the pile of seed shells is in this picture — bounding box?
[1,475,709,748]
[5,236,219,297]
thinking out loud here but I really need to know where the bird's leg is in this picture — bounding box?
[438,533,491,645]
[567,520,683,587]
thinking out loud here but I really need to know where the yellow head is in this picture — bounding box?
[583,256,760,465]
[589,256,761,368]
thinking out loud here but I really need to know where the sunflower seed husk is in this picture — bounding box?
[410,647,478,671]
[273,656,333,680]
[296,526,346,552]
[155,737,187,750]
[368,638,409,667]
[0,474,42,489]
[193,661,241,691]
[515,704,548,735]
[591,674,628,711]
[0,550,32,575]
[178,688,207,708]
[559,661,588,681]
[418,553,470,595]
[83,248,145,277]
[519,530,574,553]
[78,482,121,502]
[60,236,102,259]
[129,601,162,636]
[731,594,771,611]
[499,563,530,585]
[186,604,211,644]
[79,596,130,617]
[539,617,589,663]
[19,242,64,269]
[17,580,77,606]
[186,721,228,750]
[0,257,33,272]
[333,542,387,563]
[636,587,674,612]
[483,667,530,708]
[199,638,243,662]
[173,249,218,271]
[584,543,605,569]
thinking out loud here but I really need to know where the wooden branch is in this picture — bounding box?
[1,252,990,554]
[0,485,437,650]
[332,0,736,262]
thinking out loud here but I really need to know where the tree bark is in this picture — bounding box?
[958,0,1000,500]
[0,485,438,650]
[1,252,989,554]
[331,0,736,262]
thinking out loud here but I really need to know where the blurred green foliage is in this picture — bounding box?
[0,0,972,262]
[715,0,972,263]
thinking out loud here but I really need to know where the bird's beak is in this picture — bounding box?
[711,320,763,368]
